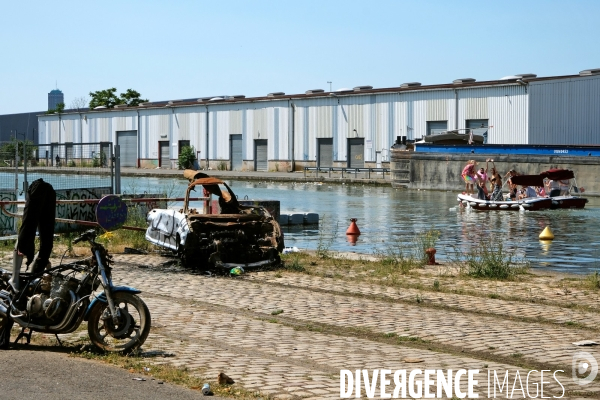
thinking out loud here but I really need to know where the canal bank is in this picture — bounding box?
[391,149,600,195]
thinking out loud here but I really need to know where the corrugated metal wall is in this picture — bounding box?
[37,77,600,165]
[529,76,600,145]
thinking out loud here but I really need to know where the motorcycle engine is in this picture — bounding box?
[26,273,80,321]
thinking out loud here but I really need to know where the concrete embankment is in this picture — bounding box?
[391,150,600,195]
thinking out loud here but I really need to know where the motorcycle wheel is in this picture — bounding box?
[88,292,151,353]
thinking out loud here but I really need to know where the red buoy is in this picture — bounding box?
[346,218,361,235]
[425,248,437,265]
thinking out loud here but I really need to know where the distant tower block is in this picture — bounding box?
[48,89,64,110]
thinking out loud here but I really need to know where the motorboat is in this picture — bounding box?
[511,169,588,210]
[457,193,552,211]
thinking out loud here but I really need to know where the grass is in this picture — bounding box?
[73,351,270,399]
[584,271,600,290]
[451,234,530,280]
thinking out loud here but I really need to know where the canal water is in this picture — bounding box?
[116,176,600,275]
[11,174,599,275]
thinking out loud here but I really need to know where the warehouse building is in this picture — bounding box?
[37,68,600,171]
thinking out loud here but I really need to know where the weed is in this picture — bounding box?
[316,216,338,259]
[271,309,284,316]
[433,279,440,291]
[267,318,278,323]
[383,332,396,338]
[488,293,500,299]
[416,294,422,303]
[585,271,600,290]
[511,353,524,358]
[283,254,306,272]
[451,234,529,280]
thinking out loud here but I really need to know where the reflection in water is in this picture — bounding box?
[120,176,600,275]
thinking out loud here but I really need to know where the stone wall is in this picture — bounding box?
[391,150,600,195]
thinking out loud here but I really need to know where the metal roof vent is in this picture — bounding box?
[209,97,224,102]
[453,78,476,84]
[167,100,185,105]
[514,73,537,79]
[114,104,129,109]
[139,102,152,107]
[400,82,421,88]
[230,95,245,99]
[267,92,285,97]
[580,68,600,76]
[93,106,107,110]
[305,89,324,94]
[334,88,353,92]
[353,85,373,91]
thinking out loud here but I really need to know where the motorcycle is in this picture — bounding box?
[0,229,151,353]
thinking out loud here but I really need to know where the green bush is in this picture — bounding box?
[178,146,196,170]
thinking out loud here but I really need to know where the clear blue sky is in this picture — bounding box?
[1,0,599,114]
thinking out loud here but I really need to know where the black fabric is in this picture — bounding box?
[17,179,56,271]
[476,184,486,200]
[0,318,13,349]
[549,189,561,198]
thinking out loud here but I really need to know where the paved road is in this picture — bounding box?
[0,348,229,400]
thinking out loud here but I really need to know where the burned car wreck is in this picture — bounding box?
[146,171,284,270]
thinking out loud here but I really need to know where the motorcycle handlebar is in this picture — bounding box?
[73,229,97,244]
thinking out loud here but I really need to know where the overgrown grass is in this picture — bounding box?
[375,229,441,275]
[584,271,600,290]
[451,234,529,280]
[73,351,270,399]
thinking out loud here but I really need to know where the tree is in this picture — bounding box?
[0,138,37,162]
[89,88,121,109]
[120,89,148,107]
[70,96,88,110]
[89,88,148,109]
[178,146,196,170]
[45,102,65,115]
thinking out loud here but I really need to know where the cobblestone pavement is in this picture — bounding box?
[10,253,600,399]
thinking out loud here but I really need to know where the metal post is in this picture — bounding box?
[23,137,28,198]
[114,145,121,194]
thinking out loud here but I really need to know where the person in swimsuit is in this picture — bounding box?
[461,160,477,195]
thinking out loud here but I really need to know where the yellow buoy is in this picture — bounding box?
[539,226,554,240]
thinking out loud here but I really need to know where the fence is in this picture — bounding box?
[0,141,114,196]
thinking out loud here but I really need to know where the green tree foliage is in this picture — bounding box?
[88,88,148,109]
[177,146,196,170]
[0,138,37,161]
[45,102,65,115]
[119,89,148,107]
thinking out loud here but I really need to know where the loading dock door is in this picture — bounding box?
[230,135,243,171]
[117,131,138,168]
[159,141,170,168]
[317,138,333,168]
[254,139,268,171]
[348,138,364,168]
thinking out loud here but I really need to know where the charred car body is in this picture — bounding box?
[146,171,284,270]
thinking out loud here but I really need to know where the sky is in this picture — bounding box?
[1,0,600,114]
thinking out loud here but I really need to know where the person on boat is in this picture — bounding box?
[488,162,501,192]
[518,185,537,199]
[558,178,570,196]
[490,177,504,201]
[475,178,488,200]
[461,160,477,195]
[536,186,547,197]
[545,178,560,197]
[505,170,519,200]
[476,160,490,197]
